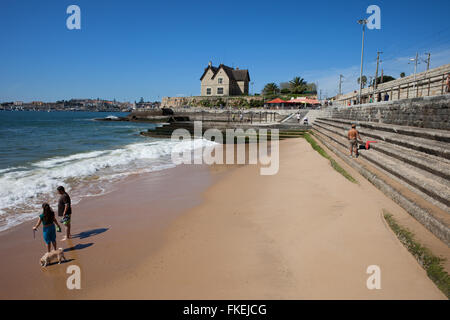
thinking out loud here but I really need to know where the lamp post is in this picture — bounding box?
[357,19,368,104]
[409,52,419,94]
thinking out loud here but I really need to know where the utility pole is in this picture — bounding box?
[338,74,344,96]
[357,19,368,104]
[381,68,384,84]
[424,53,431,71]
[374,51,383,90]
[410,52,419,91]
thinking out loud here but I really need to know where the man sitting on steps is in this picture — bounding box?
[348,124,362,158]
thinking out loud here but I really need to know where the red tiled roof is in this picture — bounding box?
[266,98,287,104]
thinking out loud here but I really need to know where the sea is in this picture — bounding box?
[0,110,212,232]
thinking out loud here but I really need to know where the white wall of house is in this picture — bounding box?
[200,65,249,96]
[201,68,230,96]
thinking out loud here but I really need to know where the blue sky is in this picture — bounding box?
[1,0,449,102]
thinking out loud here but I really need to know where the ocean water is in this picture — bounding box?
[0,111,212,232]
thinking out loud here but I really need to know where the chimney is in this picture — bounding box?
[208,61,212,67]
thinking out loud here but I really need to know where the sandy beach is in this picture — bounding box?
[0,138,446,299]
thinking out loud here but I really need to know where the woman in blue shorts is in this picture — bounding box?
[33,203,62,252]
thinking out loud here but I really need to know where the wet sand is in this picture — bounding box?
[0,139,446,299]
[0,163,216,299]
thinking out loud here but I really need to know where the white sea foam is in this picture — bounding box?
[0,138,216,232]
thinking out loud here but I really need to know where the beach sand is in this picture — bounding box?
[0,138,446,299]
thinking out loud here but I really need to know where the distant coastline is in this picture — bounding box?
[0,98,160,113]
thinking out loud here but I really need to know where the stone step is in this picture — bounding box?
[281,111,310,123]
[311,127,450,246]
[317,117,450,142]
[315,119,450,160]
[314,120,450,181]
[313,122,450,211]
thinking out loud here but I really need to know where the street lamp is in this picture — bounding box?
[409,53,419,94]
[357,19,368,104]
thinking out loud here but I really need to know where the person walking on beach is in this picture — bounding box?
[33,203,61,252]
[57,186,72,241]
[348,124,362,158]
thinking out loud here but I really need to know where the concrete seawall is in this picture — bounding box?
[318,95,450,129]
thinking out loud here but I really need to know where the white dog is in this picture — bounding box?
[40,248,66,267]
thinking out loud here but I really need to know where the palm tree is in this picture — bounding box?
[357,75,367,88]
[263,83,280,95]
[289,77,307,94]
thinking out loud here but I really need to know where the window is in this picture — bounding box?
[206,88,211,95]
[218,78,223,84]
[217,87,224,94]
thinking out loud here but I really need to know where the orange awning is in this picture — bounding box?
[266,98,288,104]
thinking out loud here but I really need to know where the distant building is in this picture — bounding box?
[200,61,250,97]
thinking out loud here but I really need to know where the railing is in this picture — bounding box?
[336,65,450,105]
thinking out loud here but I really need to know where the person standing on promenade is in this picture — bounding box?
[57,186,72,241]
[296,113,301,123]
[348,124,362,158]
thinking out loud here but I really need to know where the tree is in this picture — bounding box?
[305,82,317,94]
[200,99,212,107]
[139,97,144,103]
[400,72,406,78]
[279,82,291,91]
[357,75,368,88]
[263,83,280,95]
[249,99,264,108]
[289,77,307,94]
[216,98,225,107]
[374,75,396,86]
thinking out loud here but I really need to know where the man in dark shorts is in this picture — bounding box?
[57,186,72,240]
[348,124,362,158]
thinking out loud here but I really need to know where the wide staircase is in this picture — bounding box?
[280,110,309,124]
[312,117,450,246]
[140,122,307,141]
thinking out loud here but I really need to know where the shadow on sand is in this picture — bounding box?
[64,243,93,252]
[72,228,109,240]
[42,258,76,267]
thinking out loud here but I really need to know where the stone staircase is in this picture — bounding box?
[140,122,308,141]
[312,117,450,246]
[303,109,332,125]
[280,110,309,124]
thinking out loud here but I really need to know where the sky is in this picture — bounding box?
[1,0,449,102]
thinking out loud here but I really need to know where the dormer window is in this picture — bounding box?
[218,78,223,84]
